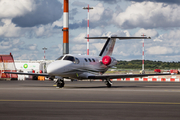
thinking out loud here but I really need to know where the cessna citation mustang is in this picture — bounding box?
[5,35,170,88]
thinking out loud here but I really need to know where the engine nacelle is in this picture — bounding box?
[102,55,111,65]
[102,55,117,66]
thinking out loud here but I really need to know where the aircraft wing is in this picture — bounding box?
[4,71,49,77]
[88,73,171,79]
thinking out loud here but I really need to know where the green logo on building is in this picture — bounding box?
[23,64,28,69]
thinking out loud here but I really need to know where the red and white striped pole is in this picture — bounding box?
[42,47,47,60]
[83,5,93,55]
[63,0,69,55]
[141,34,146,73]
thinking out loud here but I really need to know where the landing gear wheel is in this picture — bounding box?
[57,79,65,88]
[106,82,111,87]
[105,79,112,88]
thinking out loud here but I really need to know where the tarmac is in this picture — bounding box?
[0,80,180,120]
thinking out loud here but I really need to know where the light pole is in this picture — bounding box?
[42,47,47,60]
[83,5,93,55]
[141,34,146,74]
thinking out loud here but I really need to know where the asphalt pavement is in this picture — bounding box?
[0,80,180,120]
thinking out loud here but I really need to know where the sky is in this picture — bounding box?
[0,0,180,62]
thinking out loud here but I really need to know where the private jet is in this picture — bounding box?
[5,35,170,88]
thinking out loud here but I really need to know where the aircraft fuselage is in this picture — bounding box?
[47,54,117,80]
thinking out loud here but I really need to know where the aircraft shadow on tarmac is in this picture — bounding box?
[64,85,145,89]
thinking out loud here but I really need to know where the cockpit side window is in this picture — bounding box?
[75,58,80,64]
[63,56,75,62]
[56,56,63,60]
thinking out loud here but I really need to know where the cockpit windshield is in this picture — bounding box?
[56,56,63,60]
[63,56,75,62]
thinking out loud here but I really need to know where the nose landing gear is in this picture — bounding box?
[56,79,65,88]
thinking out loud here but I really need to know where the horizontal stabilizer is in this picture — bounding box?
[85,36,151,40]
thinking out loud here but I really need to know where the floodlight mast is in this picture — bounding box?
[83,5,93,55]
[141,34,146,74]
[42,47,47,60]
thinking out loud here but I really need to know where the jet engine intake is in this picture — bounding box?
[102,55,117,66]
[102,55,112,65]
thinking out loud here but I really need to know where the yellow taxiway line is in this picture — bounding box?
[0,99,180,105]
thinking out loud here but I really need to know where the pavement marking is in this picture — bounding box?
[1,87,180,92]
[0,99,180,105]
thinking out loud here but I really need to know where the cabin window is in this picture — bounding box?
[56,56,63,60]
[63,56,75,62]
[75,58,80,64]
[88,58,91,62]
[84,58,88,62]
[92,59,95,62]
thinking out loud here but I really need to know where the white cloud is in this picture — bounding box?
[35,26,45,37]
[146,46,173,54]
[93,42,104,52]
[72,32,86,43]
[72,29,103,43]
[134,28,158,38]
[90,3,105,22]
[28,44,37,50]
[72,1,87,7]
[0,38,24,52]
[153,35,163,42]
[124,30,130,37]
[0,42,12,49]
[14,53,38,60]
[89,29,103,38]
[0,0,34,19]
[114,30,131,37]
[164,30,180,40]
[113,1,180,29]
[71,44,86,54]
[52,20,63,27]
[0,19,24,38]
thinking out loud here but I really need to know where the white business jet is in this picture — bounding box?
[5,35,170,88]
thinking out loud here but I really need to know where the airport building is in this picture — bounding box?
[0,53,54,80]
[14,60,54,80]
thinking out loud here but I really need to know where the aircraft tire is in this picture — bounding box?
[57,79,65,88]
[106,83,111,88]
[105,80,112,88]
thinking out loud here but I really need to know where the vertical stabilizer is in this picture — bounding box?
[85,35,151,57]
[99,37,116,57]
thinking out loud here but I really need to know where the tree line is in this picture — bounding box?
[116,60,180,70]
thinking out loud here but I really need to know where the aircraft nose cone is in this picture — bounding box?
[47,60,72,76]
[47,62,56,75]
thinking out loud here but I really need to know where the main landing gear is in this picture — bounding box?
[56,79,65,88]
[105,78,112,88]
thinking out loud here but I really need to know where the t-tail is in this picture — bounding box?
[86,35,151,57]
[99,36,116,57]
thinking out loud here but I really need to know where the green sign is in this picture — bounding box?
[23,64,28,69]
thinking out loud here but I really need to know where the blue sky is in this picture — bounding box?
[0,0,180,61]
